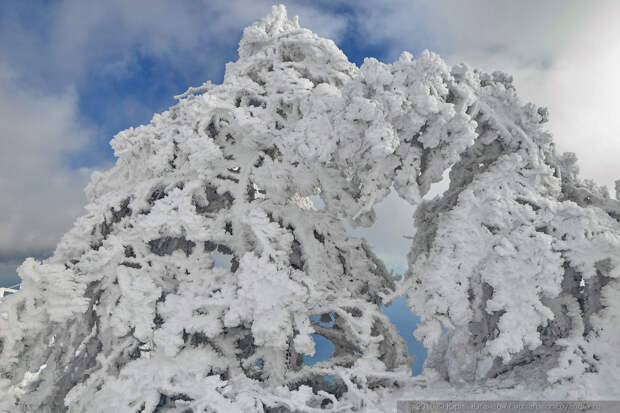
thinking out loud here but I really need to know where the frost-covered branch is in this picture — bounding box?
[1,5,619,412]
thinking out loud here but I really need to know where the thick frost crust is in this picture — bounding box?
[1,5,619,412]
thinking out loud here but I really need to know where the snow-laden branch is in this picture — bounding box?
[1,5,619,412]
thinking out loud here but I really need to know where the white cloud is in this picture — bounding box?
[0,65,95,256]
[333,1,620,271]
[0,1,347,276]
[0,1,347,88]
[344,0,620,192]
[346,190,416,274]
[512,8,620,192]
[2,1,619,280]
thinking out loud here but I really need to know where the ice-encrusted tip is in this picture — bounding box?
[238,5,301,58]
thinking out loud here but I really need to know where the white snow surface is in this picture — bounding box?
[1,5,619,412]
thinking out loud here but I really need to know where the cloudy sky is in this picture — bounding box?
[1,1,620,285]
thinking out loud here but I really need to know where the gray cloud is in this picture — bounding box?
[0,251,48,287]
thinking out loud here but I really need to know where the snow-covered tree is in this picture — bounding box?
[1,5,618,412]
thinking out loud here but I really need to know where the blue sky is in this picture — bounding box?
[1,1,620,284]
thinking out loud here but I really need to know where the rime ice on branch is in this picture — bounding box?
[1,5,619,412]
